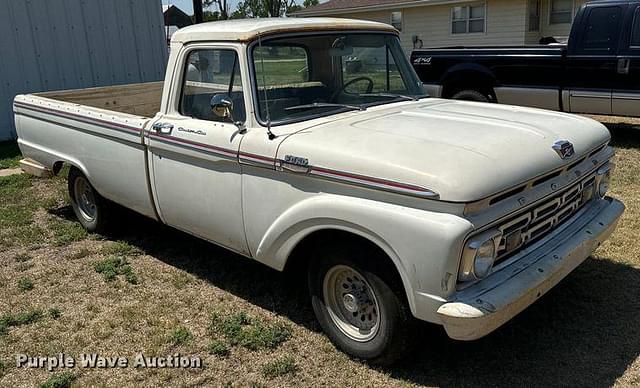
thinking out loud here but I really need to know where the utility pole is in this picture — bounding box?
[193,0,204,23]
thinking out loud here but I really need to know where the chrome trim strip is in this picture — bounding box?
[148,133,237,160]
[14,101,141,135]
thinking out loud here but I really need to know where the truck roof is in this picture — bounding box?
[171,17,398,43]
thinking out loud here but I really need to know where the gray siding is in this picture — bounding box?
[0,0,168,141]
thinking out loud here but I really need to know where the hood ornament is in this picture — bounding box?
[552,140,575,160]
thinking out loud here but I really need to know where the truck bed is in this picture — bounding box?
[13,81,163,219]
[35,81,163,118]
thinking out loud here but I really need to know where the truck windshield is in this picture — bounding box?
[251,33,425,125]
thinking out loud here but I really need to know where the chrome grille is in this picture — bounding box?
[495,174,597,263]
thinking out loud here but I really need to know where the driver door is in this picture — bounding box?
[148,46,250,255]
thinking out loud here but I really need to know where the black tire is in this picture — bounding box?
[68,167,111,234]
[451,89,491,102]
[308,243,417,365]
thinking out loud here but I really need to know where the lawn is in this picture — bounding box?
[0,141,21,169]
[0,118,639,387]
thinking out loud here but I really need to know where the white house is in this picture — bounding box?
[294,0,588,54]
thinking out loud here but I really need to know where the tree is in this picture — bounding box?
[232,0,267,18]
[286,0,318,14]
[203,0,230,20]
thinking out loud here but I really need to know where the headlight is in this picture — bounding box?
[458,230,501,282]
[597,164,613,198]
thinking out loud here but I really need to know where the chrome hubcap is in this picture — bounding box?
[74,177,97,222]
[323,265,380,342]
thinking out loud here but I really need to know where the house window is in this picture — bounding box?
[529,0,541,31]
[452,3,485,34]
[391,11,402,31]
[550,0,573,24]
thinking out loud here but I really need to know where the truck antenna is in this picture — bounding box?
[258,33,276,140]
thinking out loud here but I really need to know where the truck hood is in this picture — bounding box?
[276,99,611,202]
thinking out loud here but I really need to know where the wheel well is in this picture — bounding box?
[52,161,65,175]
[283,229,406,294]
[442,71,496,100]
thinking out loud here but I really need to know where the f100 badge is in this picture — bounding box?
[280,155,310,173]
[284,155,309,167]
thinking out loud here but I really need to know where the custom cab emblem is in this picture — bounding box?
[178,127,207,136]
[552,140,575,160]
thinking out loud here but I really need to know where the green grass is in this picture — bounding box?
[1,309,44,336]
[0,173,62,248]
[0,141,21,169]
[17,276,34,292]
[101,241,143,257]
[207,339,230,357]
[261,356,297,378]
[48,307,62,320]
[51,219,88,247]
[209,312,292,351]
[38,372,76,388]
[14,252,32,262]
[93,256,138,284]
[169,326,193,346]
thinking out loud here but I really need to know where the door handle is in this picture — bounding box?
[151,122,174,135]
[617,58,630,75]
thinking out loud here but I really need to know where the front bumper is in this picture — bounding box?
[437,197,624,341]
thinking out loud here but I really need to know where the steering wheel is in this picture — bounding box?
[331,76,374,102]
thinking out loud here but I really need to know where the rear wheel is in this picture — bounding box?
[308,243,417,365]
[68,167,111,233]
[451,89,491,102]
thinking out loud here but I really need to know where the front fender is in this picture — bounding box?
[254,194,474,322]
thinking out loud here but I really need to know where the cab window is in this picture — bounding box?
[180,49,246,122]
[581,6,622,52]
[632,7,640,48]
[342,44,407,94]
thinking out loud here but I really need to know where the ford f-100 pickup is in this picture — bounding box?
[14,18,624,365]
[412,0,640,117]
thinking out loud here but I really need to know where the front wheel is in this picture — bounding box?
[68,167,111,233]
[308,244,417,365]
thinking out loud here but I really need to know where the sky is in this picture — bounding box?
[163,0,250,15]
[163,0,324,15]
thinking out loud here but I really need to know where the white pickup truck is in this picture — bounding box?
[14,18,624,365]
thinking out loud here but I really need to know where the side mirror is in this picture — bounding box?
[210,94,246,134]
[210,94,234,119]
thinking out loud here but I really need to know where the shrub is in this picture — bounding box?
[262,356,297,378]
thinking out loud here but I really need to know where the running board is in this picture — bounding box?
[20,158,52,178]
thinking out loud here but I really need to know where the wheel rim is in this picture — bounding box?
[73,176,97,222]
[323,265,381,342]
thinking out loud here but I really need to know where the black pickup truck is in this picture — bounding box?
[411,0,640,117]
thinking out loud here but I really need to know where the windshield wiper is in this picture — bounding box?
[285,102,366,112]
[359,93,428,102]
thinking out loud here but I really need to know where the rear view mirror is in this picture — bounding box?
[329,46,354,57]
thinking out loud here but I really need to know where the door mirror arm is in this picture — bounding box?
[210,94,246,134]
